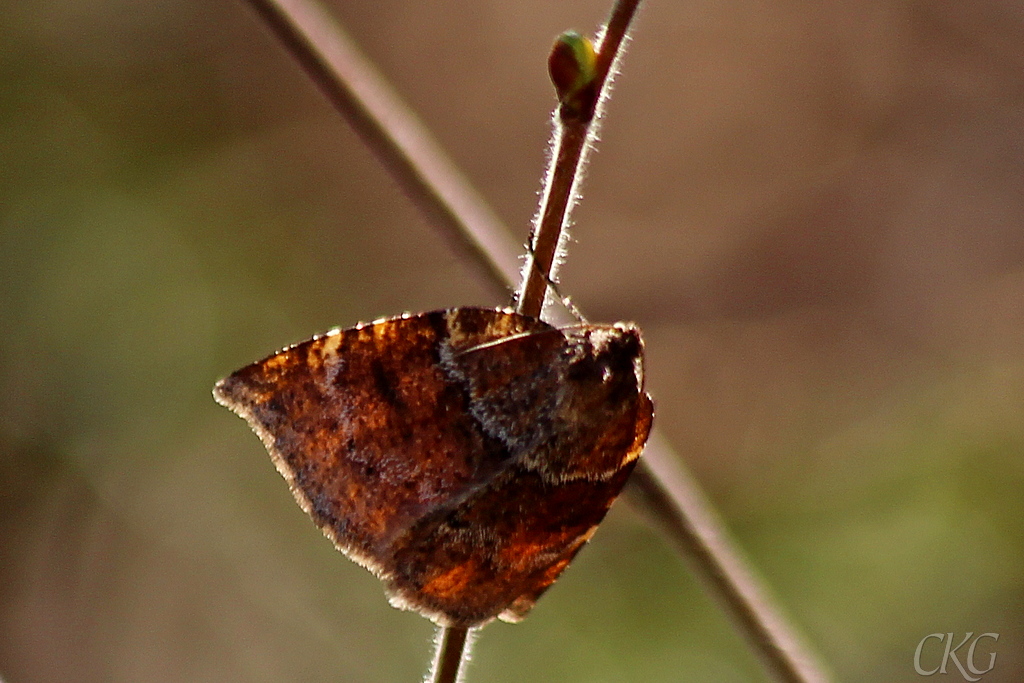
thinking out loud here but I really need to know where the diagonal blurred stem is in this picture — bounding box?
[627,435,830,683]
[240,1,832,682]
[243,0,521,302]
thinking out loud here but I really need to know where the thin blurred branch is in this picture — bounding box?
[244,0,522,302]
[628,435,831,683]
[240,0,832,681]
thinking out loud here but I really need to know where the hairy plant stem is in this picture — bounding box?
[517,0,641,318]
[241,0,831,681]
[517,119,587,318]
[428,626,472,683]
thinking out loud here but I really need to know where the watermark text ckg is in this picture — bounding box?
[914,632,998,681]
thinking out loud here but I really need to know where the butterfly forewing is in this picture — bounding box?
[214,307,652,626]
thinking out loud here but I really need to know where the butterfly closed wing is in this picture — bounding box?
[214,307,652,627]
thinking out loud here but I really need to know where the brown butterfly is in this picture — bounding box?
[213,307,652,627]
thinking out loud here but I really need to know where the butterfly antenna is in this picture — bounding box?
[511,243,588,324]
[451,326,567,358]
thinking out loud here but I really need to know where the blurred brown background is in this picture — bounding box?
[1,1,1022,681]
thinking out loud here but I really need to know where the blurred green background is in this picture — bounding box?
[2,1,1022,681]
